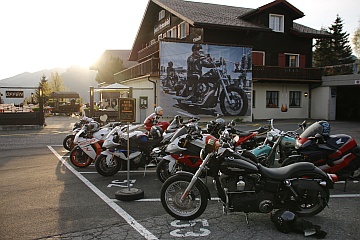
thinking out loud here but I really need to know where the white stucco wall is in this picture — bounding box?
[252,83,309,120]
[310,86,331,120]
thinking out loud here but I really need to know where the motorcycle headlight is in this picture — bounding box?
[267,132,274,142]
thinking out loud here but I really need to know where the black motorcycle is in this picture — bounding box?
[160,134,337,221]
[173,58,248,116]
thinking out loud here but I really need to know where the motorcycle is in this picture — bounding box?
[160,134,338,221]
[69,121,112,168]
[250,119,306,167]
[156,118,262,182]
[173,58,248,116]
[281,120,360,181]
[95,123,171,177]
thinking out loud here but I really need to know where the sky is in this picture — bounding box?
[0,0,359,80]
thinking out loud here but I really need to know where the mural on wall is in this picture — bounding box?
[159,41,252,117]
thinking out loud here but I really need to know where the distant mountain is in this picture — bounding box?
[0,66,98,104]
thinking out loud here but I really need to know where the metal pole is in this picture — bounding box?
[127,122,130,190]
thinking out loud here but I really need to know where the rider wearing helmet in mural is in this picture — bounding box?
[144,106,164,131]
[186,44,213,101]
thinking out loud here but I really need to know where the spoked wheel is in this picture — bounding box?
[220,86,248,116]
[156,159,176,182]
[63,135,75,151]
[69,147,93,168]
[160,174,208,220]
[95,154,121,177]
[289,172,330,217]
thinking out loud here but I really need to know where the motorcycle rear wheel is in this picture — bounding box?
[95,154,121,177]
[160,175,208,220]
[63,135,75,151]
[69,147,93,168]
[289,172,330,217]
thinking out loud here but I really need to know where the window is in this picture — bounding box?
[178,21,189,39]
[166,26,177,38]
[269,14,284,32]
[158,10,165,21]
[289,91,301,107]
[266,91,279,108]
[285,54,299,67]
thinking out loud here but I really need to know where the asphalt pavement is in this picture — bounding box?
[0,115,359,240]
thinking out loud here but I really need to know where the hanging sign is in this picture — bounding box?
[6,91,24,98]
[118,98,136,122]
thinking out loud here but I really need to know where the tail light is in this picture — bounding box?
[328,173,338,183]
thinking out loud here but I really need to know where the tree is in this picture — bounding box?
[314,15,354,67]
[352,19,360,58]
[48,71,68,92]
[36,75,51,105]
[95,55,125,85]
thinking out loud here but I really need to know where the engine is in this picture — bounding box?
[220,174,274,213]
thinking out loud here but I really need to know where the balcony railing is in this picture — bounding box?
[115,58,160,82]
[116,62,325,82]
[253,66,323,81]
[137,41,160,61]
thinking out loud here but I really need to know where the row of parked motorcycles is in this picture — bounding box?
[63,115,360,222]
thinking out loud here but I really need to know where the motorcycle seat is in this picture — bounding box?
[258,162,315,180]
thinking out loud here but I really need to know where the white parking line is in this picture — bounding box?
[48,146,159,240]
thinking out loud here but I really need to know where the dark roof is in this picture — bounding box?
[49,91,80,99]
[153,0,267,30]
[291,23,332,38]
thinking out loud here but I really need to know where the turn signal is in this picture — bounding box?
[328,174,338,183]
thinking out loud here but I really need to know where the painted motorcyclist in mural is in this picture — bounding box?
[159,42,251,117]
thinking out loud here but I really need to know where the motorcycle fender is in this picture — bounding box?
[175,171,211,200]
[163,155,177,171]
[290,164,335,189]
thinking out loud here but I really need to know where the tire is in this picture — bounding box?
[220,86,248,116]
[95,154,121,177]
[281,156,303,167]
[288,172,330,217]
[156,159,175,183]
[69,147,93,168]
[160,174,208,220]
[115,188,144,201]
[63,135,75,151]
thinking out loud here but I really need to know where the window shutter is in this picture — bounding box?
[252,52,264,66]
[278,54,286,67]
[178,25,181,38]
[299,55,306,68]
[186,23,190,36]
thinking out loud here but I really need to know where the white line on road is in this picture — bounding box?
[48,146,159,240]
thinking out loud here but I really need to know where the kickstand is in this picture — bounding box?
[343,179,347,192]
[245,213,250,229]
[143,165,147,177]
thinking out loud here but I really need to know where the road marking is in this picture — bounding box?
[48,146,159,240]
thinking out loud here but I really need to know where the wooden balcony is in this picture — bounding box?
[137,41,160,61]
[252,66,323,83]
[116,61,324,83]
[115,58,160,82]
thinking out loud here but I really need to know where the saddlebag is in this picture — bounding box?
[291,179,327,198]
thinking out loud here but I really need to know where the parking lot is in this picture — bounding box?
[1,116,360,239]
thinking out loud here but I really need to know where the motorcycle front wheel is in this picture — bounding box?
[156,159,175,182]
[220,86,248,116]
[63,135,75,151]
[160,174,208,220]
[95,154,121,177]
[289,172,330,217]
[69,147,93,168]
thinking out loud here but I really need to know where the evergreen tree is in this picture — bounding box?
[314,15,354,67]
[95,56,125,84]
[36,75,51,105]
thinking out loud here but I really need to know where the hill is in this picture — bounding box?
[0,66,98,104]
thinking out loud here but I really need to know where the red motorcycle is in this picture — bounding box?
[156,120,260,182]
[281,120,360,181]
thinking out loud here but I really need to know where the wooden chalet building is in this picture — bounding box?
[114,0,332,122]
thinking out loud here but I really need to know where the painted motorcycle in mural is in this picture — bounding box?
[173,58,248,116]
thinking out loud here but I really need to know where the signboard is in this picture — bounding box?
[6,91,24,98]
[139,96,148,109]
[118,98,136,122]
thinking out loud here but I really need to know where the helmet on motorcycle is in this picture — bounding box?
[271,209,297,233]
[150,125,163,138]
[192,44,202,52]
[89,121,99,131]
[154,106,163,116]
[175,115,183,124]
[318,121,331,136]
